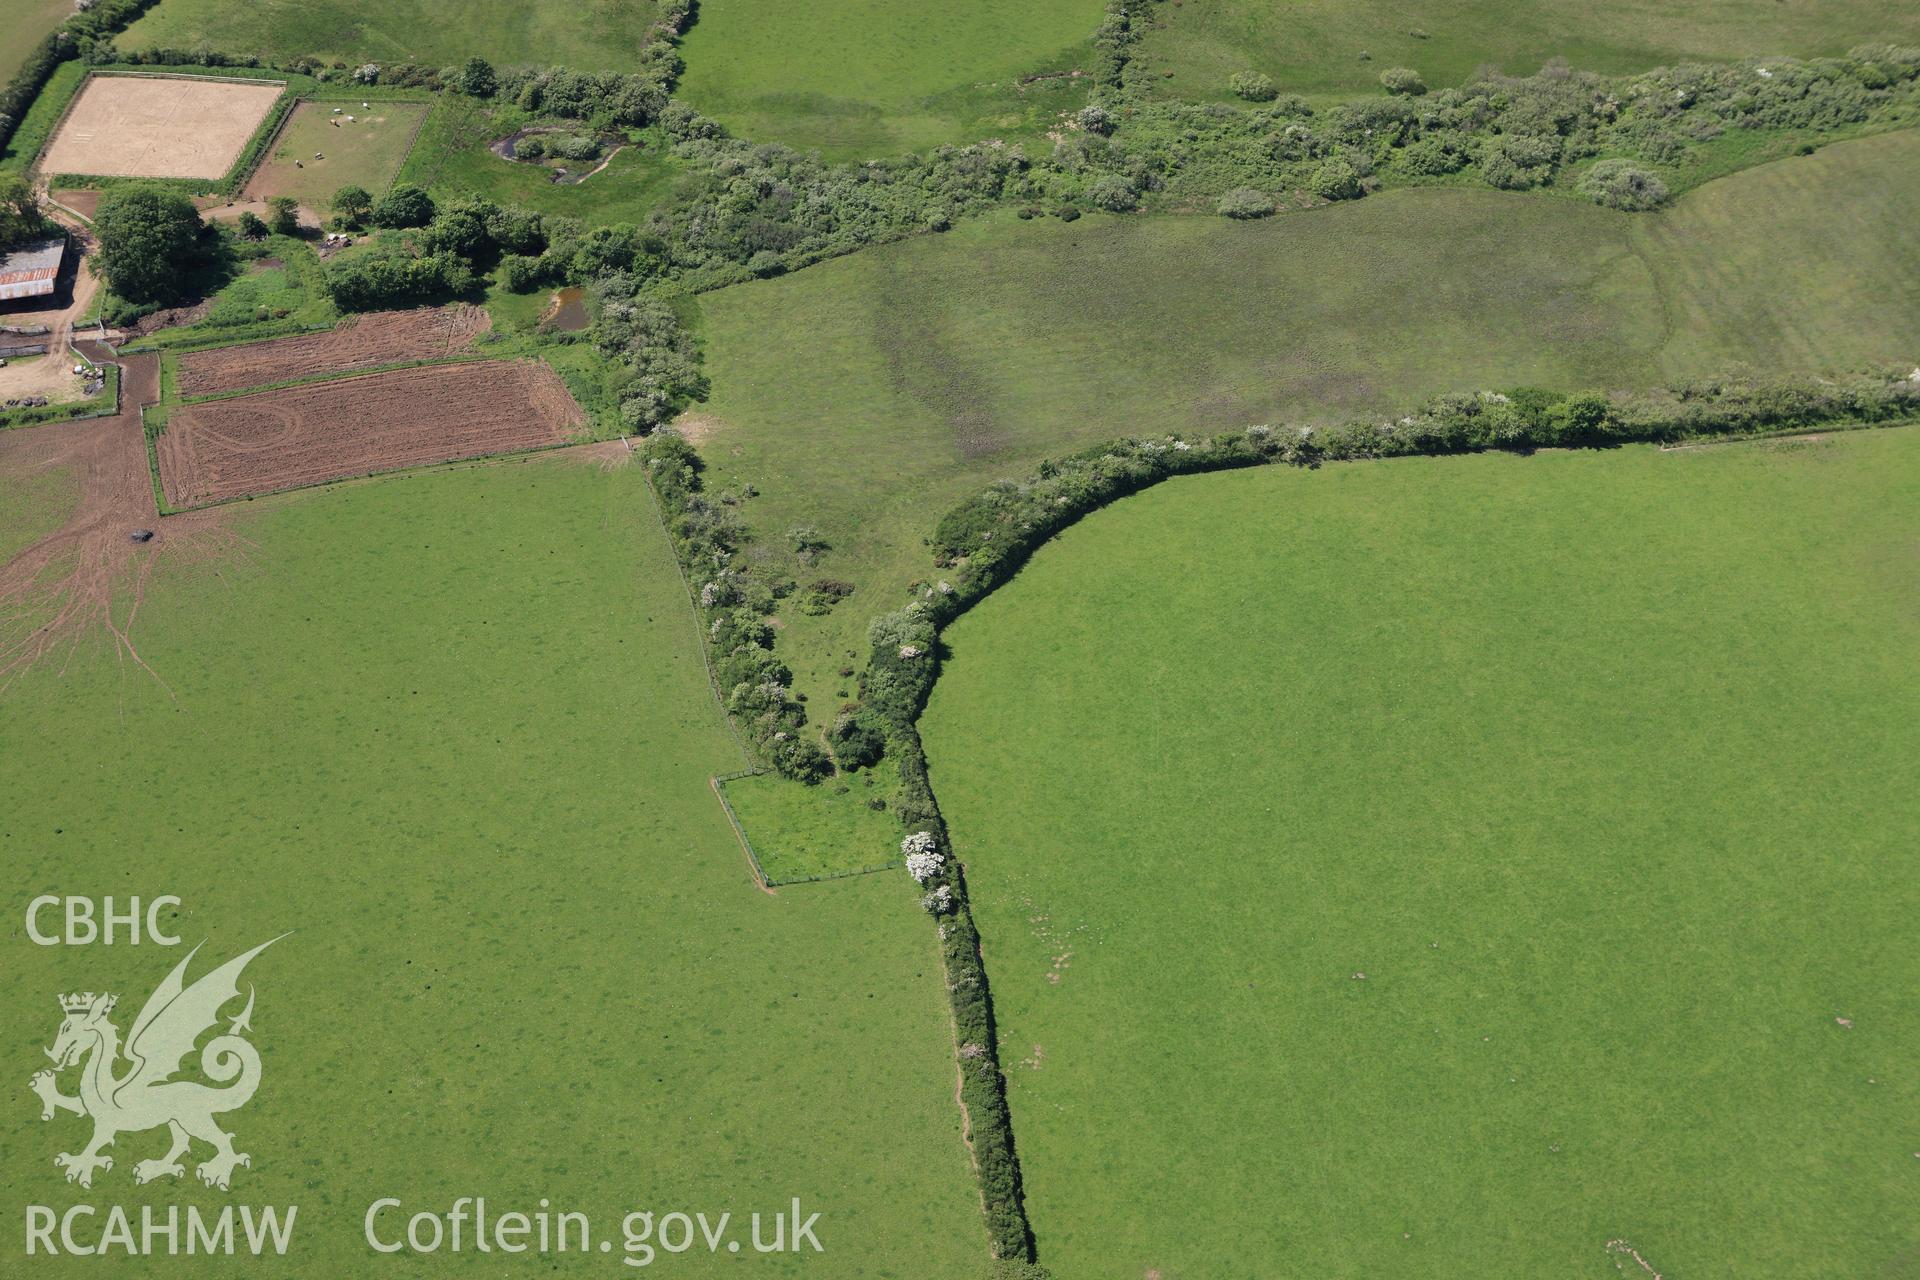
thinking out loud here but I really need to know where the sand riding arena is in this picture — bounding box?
[39,74,283,179]
[155,359,587,508]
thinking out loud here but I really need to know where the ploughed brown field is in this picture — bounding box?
[174,304,492,397]
[156,359,585,508]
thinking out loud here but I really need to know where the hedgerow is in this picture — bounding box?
[642,431,830,782]
[838,366,1920,1268]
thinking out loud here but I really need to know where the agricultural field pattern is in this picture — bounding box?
[0,1,1915,1279]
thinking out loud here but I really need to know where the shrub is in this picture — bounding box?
[1309,158,1364,200]
[500,253,546,293]
[265,196,300,236]
[420,204,493,261]
[1085,174,1139,212]
[331,184,373,228]
[0,173,48,249]
[549,133,600,163]
[826,711,886,769]
[235,211,268,240]
[1577,158,1670,210]
[1479,134,1560,189]
[787,525,829,561]
[322,248,475,311]
[1395,137,1469,176]
[1077,103,1116,136]
[1230,71,1278,102]
[370,183,435,229]
[1216,186,1273,218]
[1379,67,1427,95]
[455,56,497,98]
[515,134,546,160]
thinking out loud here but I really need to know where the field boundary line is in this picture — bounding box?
[234,89,307,199]
[385,96,436,197]
[710,772,776,895]
[641,464,754,765]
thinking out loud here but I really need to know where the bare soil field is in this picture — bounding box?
[39,74,283,179]
[157,358,585,507]
[175,304,491,396]
[0,349,233,688]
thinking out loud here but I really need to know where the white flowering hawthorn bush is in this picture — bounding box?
[921,885,955,915]
[903,831,944,884]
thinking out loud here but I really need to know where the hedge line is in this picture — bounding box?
[0,0,166,157]
[642,431,833,782]
[846,366,1920,1270]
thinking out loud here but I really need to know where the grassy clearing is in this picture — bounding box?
[0,458,983,1276]
[687,130,1920,710]
[244,100,430,207]
[0,0,70,85]
[1135,0,1920,101]
[121,0,663,76]
[675,0,1105,159]
[921,428,1920,1277]
[0,461,75,562]
[396,97,684,222]
[722,757,903,884]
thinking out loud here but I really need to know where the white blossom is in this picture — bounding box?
[921,885,955,914]
[899,644,923,659]
[906,850,945,883]
[902,831,938,855]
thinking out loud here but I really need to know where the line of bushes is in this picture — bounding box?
[642,431,833,783]
[910,372,1920,616]
[841,365,1920,1273]
[0,0,166,157]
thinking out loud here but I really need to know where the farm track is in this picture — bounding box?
[173,304,492,397]
[158,358,585,508]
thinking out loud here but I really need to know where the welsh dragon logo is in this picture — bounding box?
[29,937,284,1191]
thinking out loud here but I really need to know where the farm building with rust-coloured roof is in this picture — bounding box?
[0,239,66,302]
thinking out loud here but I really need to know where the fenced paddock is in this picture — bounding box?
[39,73,284,179]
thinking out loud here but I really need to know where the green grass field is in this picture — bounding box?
[688,130,1920,710]
[920,428,1920,1278]
[1135,0,1920,100]
[0,0,70,85]
[0,461,75,560]
[675,0,1105,158]
[121,0,663,76]
[396,98,685,222]
[244,100,430,207]
[0,458,982,1276]
[722,758,903,884]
